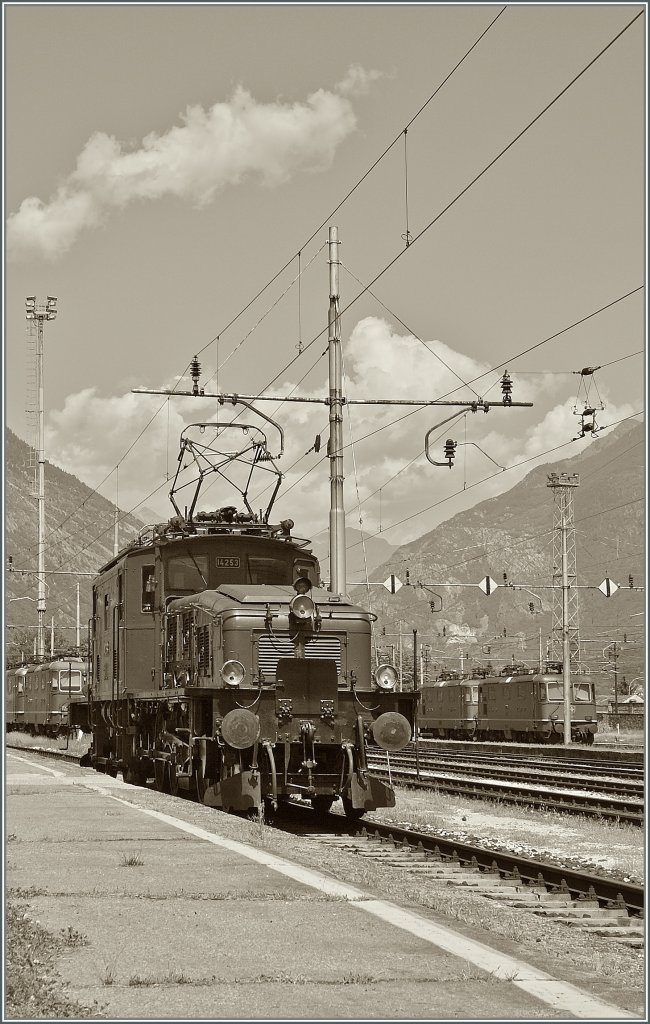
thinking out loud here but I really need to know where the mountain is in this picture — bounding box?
[310,528,397,584]
[352,421,645,690]
[5,429,146,654]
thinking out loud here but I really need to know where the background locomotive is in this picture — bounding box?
[6,656,86,738]
[79,420,416,818]
[419,666,597,744]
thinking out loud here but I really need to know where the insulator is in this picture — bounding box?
[629,575,634,589]
[502,627,507,637]
[443,439,457,465]
[502,572,508,584]
[500,371,513,405]
[314,434,321,453]
[190,356,201,395]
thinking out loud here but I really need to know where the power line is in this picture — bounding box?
[24,10,510,559]
[27,12,646,572]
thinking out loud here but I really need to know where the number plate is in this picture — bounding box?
[216,557,240,568]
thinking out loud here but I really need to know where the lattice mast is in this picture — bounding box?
[547,471,581,745]
[25,296,57,659]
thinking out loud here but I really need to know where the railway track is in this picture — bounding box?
[8,740,644,949]
[415,746,645,783]
[295,812,644,949]
[366,748,644,826]
[373,748,644,796]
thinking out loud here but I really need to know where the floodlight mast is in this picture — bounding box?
[25,295,57,659]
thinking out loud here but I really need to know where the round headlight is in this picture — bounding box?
[289,594,315,620]
[220,660,246,687]
[373,664,398,691]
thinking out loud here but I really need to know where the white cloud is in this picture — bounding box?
[336,64,383,96]
[44,317,629,553]
[7,73,370,260]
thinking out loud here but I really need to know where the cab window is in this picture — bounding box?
[141,566,156,611]
[545,681,564,701]
[573,681,592,702]
[58,670,82,692]
[166,556,208,591]
[248,557,289,584]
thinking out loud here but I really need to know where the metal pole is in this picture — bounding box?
[50,617,54,658]
[37,317,46,659]
[76,581,80,652]
[561,509,571,745]
[613,643,619,714]
[539,627,543,672]
[399,621,403,692]
[413,629,420,779]
[327,226,346,597]
[412,629,418,689]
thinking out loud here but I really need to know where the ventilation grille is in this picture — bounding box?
[257,635,341,679]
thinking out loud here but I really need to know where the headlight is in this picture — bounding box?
[289,595,315,620]
[220,660,246,687]
[373,664,398,690]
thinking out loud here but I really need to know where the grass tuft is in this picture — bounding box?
[120,851,144,868]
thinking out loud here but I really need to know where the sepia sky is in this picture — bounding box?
[3,3,646,564]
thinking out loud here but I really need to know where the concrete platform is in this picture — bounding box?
[5,749,643,1020]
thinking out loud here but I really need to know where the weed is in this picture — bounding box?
[128,975,155,987]
[120,851,144,867]
[5,900,94,1018]
[491,967,521,982]
[342,972,375,985]
[99,962,117,986]
[60,925,89,948]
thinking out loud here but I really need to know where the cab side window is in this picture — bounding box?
[142,566,155,612]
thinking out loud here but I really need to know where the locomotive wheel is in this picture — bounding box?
[167,762,179,797]
[154,759,170,793]
[193,764,207,802]
[123,763,148,787]
[311,796,335,817]
[342,796,365,822]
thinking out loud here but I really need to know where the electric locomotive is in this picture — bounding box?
[81,421,416,817]
[476,668,597,744]
[419,675,480,739]
[5,657,86,738]
[419,666,597,744]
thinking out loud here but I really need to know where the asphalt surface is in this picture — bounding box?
[5,749,642,1020]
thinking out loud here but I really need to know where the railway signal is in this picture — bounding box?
[477,575,499,595]
[598,578,619,598]
[383,574,403,594]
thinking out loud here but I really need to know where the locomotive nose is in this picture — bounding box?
[371,712,412,751]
